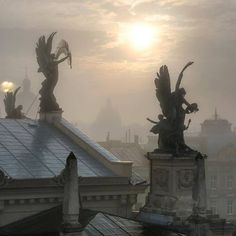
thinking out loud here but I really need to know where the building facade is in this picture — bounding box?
[0,113,147,227]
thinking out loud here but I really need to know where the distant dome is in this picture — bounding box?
[91,99,123,141]
[95,99,122,126]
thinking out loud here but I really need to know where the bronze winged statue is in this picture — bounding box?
[147,62,199,154]
[4,87,24,118]
[36,32,72,112]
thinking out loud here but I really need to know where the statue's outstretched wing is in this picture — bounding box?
[154,65,172,118]
[55,39,72,68]
[35,32,57,73]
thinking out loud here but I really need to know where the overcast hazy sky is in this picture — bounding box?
[0,0,236,132]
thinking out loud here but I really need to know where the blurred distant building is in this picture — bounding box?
[91,99,123,141]
[200,110,236,155]
[16,72,38,118]
[200,111,236,222]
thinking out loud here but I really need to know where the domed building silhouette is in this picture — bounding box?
[91,99,123,141]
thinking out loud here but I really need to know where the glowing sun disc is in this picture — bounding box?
[129,24,155,50]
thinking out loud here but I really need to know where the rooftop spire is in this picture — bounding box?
[25,67,29,79]
[214,108,218,120]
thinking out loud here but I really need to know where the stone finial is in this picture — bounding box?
[61,152,83,235]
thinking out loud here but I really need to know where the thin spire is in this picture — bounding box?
[25,67,29,79]
[214,108,218,120]
[106,131,110,142]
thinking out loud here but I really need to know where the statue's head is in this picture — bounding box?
[179,87,186,96]
[158,114,164,120]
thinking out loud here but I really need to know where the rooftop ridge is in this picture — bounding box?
[54,118,133,177]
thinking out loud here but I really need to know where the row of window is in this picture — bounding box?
[211,200,233,215]
[210,175,233,189]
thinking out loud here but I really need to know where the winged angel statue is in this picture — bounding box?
[4,87,24,119]
[36,32,72,112]
[147,62,199,154]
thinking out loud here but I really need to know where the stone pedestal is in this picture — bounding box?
[39,110,63,123]
[143,152,206,220]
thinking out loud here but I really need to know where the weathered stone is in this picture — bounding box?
[61,152,83,236]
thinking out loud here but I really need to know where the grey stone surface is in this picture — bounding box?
[144,152,204,219]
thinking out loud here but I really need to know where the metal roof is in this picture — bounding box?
[0,206,183,236]
[0,119,115,179]
[85,213,144,235]
[60,118,120,162]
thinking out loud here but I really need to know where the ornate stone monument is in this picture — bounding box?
[142,63,208,235]
[146,62,198,154]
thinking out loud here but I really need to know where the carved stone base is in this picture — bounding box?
[39,110,63,123]
[143,152,205,220]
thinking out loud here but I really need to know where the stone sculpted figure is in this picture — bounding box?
[36,32,72,112]
[147,62,199,154]
[4,87,24,119]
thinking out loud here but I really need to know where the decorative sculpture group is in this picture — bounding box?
[35,32,198,156]
[2,31,197,156]
[147,62,199,154]
[4,87,24,119]
[36,32,72,112]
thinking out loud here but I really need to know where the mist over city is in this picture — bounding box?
[0,0,236,142]
[1,1,236,235]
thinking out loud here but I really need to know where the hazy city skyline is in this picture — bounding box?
[0,0,236,133]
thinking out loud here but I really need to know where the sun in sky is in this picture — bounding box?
[128,24,156,50]
[118,23,157,51]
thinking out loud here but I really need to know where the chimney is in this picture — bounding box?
[134,135,139,145]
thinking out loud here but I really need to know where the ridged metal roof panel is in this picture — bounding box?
[0,119,115,179]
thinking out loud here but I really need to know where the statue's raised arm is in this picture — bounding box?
[55,39,72,68]
[175,61,194,92]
